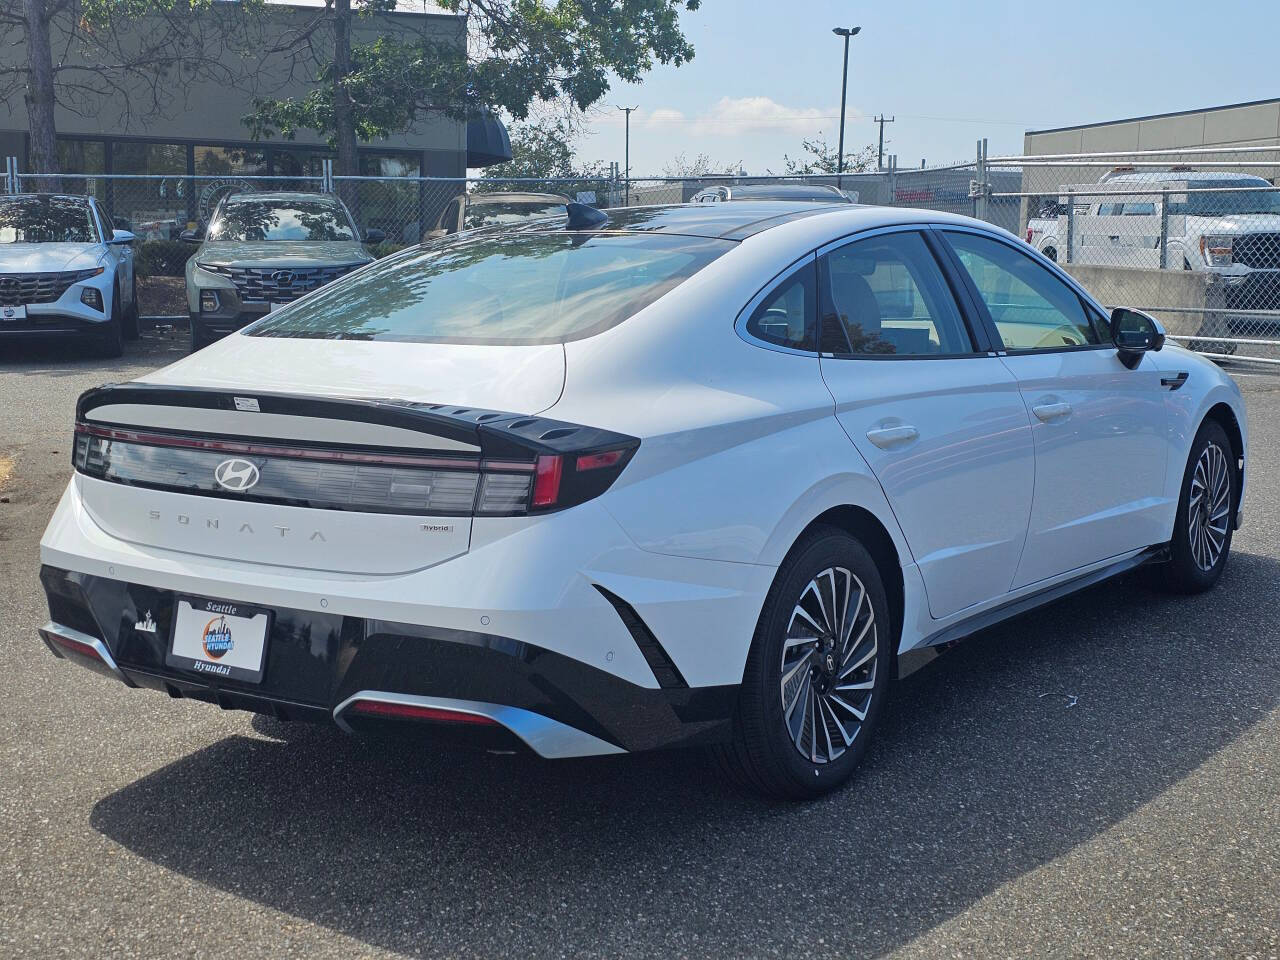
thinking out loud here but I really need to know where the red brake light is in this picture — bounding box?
[1026,227,1033,243]
[576,449,626,471]
[532,454,563,508]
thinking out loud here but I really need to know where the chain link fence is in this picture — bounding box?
[993,144,1280,364]
[8,148,1280,363]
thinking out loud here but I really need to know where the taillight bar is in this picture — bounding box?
[72,418,638,516]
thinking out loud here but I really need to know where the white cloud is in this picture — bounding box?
[598,97,849,137]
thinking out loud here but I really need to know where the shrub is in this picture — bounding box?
[135,240,195,278]
[369,241,408,260]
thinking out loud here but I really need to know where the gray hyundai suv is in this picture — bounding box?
[183,192,383,351]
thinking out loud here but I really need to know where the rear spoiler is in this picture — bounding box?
[75,382,636,463]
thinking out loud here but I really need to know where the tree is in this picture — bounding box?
[245,0,702,178]
[776,133,876,176]
[0,0,262,177]
[661,152,743,179]
[478,116,608,202]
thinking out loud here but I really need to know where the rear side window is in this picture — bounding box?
[248,231,734,344]
[820,231,972,356]
[744,262,816,351]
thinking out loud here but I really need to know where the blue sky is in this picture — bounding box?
[575,0,1280,175]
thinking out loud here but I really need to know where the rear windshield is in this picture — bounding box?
[465,200,567,230]
[247,231,734,344]
[209,198,356,242]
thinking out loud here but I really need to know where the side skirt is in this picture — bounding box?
[897,544,1169,678]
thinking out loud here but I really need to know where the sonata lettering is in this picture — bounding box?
[146,511,326,543]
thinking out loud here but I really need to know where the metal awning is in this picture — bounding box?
[467,113,512,168]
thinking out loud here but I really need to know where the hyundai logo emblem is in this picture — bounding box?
[270,270,295,287]
[214,458,261,492]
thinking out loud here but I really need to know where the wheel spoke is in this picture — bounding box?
[779,567,878,765]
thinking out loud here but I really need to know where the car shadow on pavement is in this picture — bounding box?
[90,551,1280,958]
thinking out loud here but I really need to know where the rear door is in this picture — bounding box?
[937,227,1170,587]
[817,226,1036,620]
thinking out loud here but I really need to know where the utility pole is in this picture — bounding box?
[831,26,861,189]
[617,105,637,206]
[875,115,895,171]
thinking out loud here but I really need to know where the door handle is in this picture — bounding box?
[1032,401,1072,422]
[866,425,919,449]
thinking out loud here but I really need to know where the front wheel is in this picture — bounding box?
[712,527,892,800]
[122,271,140,341]
[1160,420,1236,593]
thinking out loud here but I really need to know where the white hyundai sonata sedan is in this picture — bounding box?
[38,200,1246,798]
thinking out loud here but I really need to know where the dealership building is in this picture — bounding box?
[0,2,510,240]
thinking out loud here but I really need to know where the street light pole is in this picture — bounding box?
[617,105,637,206]
[832,26,861,190]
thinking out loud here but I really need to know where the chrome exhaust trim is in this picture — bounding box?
[39,621,135,687]
[333,691,626,759]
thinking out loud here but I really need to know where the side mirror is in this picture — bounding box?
[114,218,133,231]
[363,227,386,244]
[1111,307,1166,369]
[107,229,136,245]
[180,228,202,244]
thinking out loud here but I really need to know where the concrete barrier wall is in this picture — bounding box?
[1062,263,1211,336]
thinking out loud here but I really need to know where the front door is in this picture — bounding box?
[817,227,1036,620]
[938,228,1171,587]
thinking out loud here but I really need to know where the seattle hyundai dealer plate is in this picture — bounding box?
[166,597,271,683]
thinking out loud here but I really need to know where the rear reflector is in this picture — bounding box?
[576,449,626,471]
[347,699,498,725]
[41,627,105,662]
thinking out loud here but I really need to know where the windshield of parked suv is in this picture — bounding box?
[465,200,568,230]
[247,231,733,344]
[0,196,98,243]
[208,198,356,241]
[1175,180,1280,217]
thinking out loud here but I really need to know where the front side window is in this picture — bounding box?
[820,231,972,357]
[208,198,356,242]
[0,196,99,244]
[944,231,1099,352]
[249,231,733,344]
[743,261,816,352]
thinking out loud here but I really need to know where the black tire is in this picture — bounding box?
[1159,419,1236,594]
[1043,246,1057,262]
[712,526,893,800]
[88,286,124,358]
[189,313,211,353]
[122,272,140,341]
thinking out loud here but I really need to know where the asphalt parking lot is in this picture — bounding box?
[1,332,1278,960]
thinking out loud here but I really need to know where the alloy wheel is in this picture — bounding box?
[779,566,877,764]
[1188,441,1231,572]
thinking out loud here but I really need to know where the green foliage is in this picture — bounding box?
[245,1,700,158]
[479,118,607,189]
[368,241,407,259]
[135,240,195,278]
[778,135,876,176]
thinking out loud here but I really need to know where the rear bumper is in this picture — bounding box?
[38,561,739,757]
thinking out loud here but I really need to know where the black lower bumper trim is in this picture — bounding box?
[40,565,737,754]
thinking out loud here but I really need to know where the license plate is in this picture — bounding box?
[166,596,272,684]
[0,304,26,321]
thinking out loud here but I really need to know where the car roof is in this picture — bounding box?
[509,201,856,240]
[717,184,852,202]
[469,192,571,205]
[1104,171,1272,185]
[222,191,344,204]
[3,193,93,204]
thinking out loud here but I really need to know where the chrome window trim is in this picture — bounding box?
[733,252,819,357]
